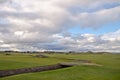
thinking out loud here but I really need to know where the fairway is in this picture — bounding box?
[0,53,120,80]
[0,53,70,70]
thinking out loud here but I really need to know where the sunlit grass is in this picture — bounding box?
[0,53,120,80]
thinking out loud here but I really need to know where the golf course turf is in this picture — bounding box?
[0,53,120,80]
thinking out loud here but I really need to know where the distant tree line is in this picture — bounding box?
[0,50,111,54]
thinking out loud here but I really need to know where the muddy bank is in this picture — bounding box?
[0,63,74,78]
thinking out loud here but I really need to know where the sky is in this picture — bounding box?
[0,0,120,52]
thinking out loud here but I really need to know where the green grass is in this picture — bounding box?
[47,53,120,69]
[0,53,120,80]
[0,53,68,70]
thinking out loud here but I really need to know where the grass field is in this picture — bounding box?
[0,53,120,80]
[0,53,70,70]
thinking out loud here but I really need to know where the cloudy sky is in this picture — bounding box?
[0,0,120,52]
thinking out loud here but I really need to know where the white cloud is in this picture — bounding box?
[73,6,120,28]
[0,0,120,52]
[101,29,120,41]
[51,29,120,52]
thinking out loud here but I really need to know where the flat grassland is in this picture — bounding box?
[0,53,120,80]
